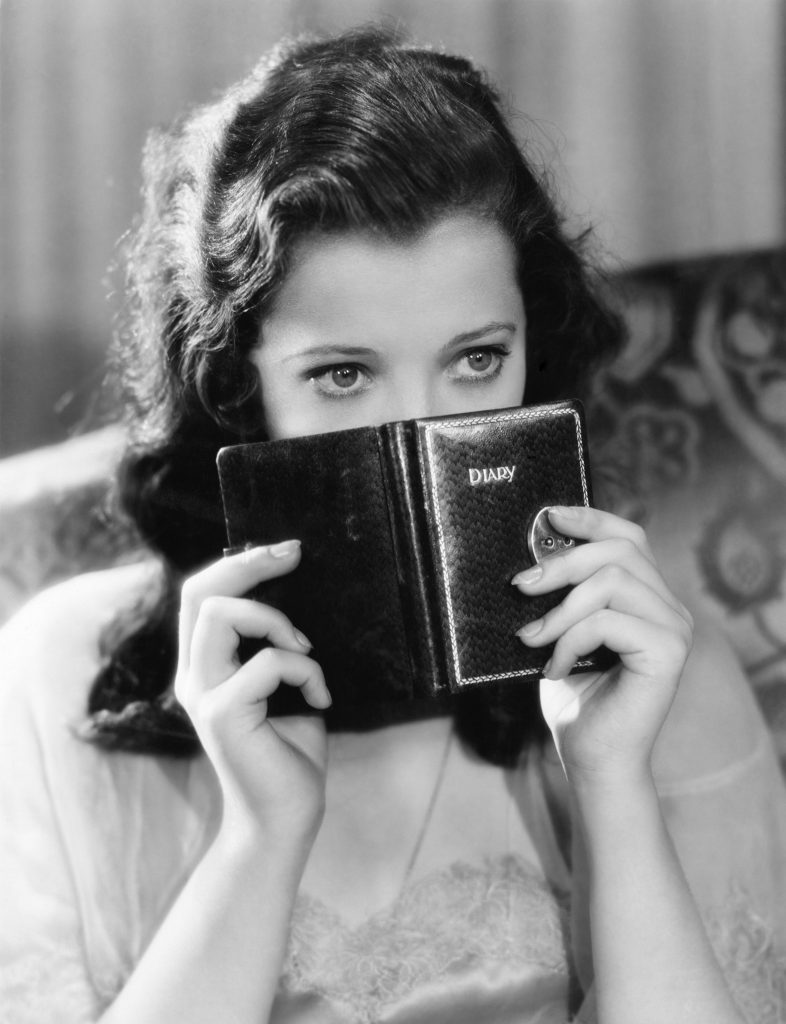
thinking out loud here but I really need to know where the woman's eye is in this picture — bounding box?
[329,366,359,388]
[309,364,370,398]
[451,346,509,382]
[465,350,494,372]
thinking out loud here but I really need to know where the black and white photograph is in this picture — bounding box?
[1,1,785,1021]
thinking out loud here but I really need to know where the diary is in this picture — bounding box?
[217,400,612,711]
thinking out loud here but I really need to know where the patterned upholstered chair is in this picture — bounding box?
[595,249,786,760]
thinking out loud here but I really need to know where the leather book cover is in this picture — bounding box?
[217,401,611,712]
[414,402,608,689]
[217,427,423,712]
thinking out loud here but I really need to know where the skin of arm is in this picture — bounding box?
[572,769,742,1024]
[0,562,316,1024]
[517,506,745,1024]
[101,543,331,1024]
[101,505,751,1024]
[100,824,310,1024]
[566,620,762,1022]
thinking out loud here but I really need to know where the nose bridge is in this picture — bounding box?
[386,376,437,423]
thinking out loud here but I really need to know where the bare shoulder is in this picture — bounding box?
[652,613,768,787]
[0,561,161,714]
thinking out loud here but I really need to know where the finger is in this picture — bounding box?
[201,648,332,725]
[188,596,313,692]
[546,506,656,563]
[233,648,331,711]
[178,540,301,670]
[517,565,693,647]
[512,537,690,622]
[542,609,692,682]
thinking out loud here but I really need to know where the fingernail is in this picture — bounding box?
[548,506,576,519]
[269,539,301,558]
[541,658,555,679]
[518,619,543,640]
[512,565,543,586]
[293,628,312,649]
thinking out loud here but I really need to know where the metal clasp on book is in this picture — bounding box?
[527,507,575,564]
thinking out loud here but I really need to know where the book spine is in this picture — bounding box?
[377,423,449,696]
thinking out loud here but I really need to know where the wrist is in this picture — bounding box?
[212,809,318,884]
[219,785,325,849]
[567,761,659,823]
[567,759,654,796]
[568,766,668,869]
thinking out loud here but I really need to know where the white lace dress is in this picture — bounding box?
[2,567,786,1023]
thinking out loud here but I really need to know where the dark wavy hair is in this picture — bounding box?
[83,25,623,766]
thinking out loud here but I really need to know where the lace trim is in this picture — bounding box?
[6,874,781,1024]
[282,854,569,1024]
[568,888,786,1024]
[706,886,786,1024]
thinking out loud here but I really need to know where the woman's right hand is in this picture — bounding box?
[174,540,331,849]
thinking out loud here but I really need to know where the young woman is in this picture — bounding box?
[2,26,785,1024]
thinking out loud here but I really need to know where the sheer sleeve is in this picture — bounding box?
[568,745,786,1024]
[653,625,786,1023]
[560,620,786,1024]
[0,583,106,1023]
[0,568,218,1024]
[571,736,786,1024]
[657,729,786,1022]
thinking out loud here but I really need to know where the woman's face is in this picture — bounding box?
[252,213,527,439]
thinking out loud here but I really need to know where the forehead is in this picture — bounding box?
[260,214,522,348]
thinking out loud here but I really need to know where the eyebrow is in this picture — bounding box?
[282,322,518,363]
[282,344,377,363]
[440,321,517,353]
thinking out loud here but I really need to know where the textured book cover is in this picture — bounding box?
[416,403,596,689]
[217,401,608,711]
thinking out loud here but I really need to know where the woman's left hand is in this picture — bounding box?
[513,505,694,788]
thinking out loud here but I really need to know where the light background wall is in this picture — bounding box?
[1,0,784,454]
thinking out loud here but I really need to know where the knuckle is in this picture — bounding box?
[254,644,280,673]
[617,536,641,561]
[626,522,648,549]
[595,607,616,632]
[599,562,628,589]
[198,595,227,624]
